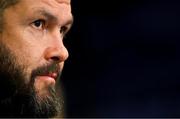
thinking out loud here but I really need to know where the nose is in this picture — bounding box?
[44,43,69,63]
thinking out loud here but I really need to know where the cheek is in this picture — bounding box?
[21,28,49,70]
[23,27,49,49]
[2,31,28,66]
[21,32,43,63]
[2,28,44,76]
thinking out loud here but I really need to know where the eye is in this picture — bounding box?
[32,19,46,29]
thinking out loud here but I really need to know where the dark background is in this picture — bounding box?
[61,0,180,117]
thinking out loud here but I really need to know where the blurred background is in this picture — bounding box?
[61,0,180,117]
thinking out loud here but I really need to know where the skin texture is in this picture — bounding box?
[0,0,73,117]
[0,0,19,32]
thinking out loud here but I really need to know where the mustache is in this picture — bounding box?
[31,63,61,83]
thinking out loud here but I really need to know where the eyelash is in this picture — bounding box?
[32,19,46,30]
[32,19,68,35]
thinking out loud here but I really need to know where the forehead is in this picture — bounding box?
[7,0,72,23]
[18,0,71,10]
[39,0,71,6]
[52,0,71,4]
[21,0,71,4]
[12,0,72,15]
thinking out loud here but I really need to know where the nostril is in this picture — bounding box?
[51,56,60,61]
[44,46,69,62]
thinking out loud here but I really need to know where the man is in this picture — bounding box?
[0,0,73,118]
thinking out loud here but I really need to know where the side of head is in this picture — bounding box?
[0,0,72,118]
[0,0,19,32]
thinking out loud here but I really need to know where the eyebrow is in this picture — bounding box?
[34,9,73,27]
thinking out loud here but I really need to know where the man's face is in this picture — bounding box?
[0,0,72,117]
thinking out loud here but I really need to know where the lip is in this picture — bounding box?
[35,75,56,86]
[33,65,61,93]
[35,72,58,82]
[47,72,58,80]
[34,75,56,95]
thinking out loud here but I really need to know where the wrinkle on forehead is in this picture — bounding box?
[56,0,71,4]
[42,0,71,5]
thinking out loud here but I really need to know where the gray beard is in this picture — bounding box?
[0,42,63,118]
